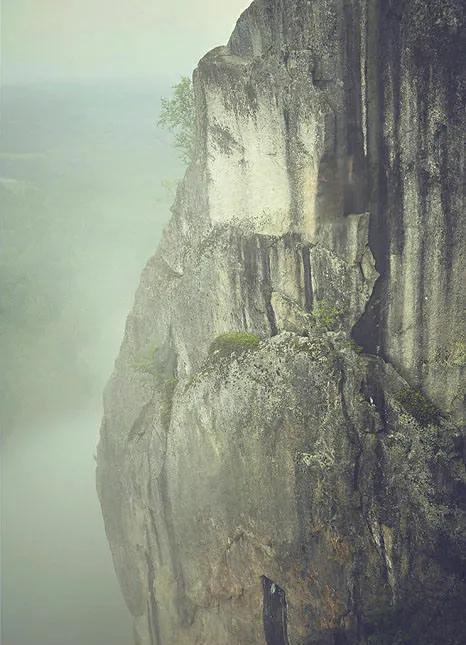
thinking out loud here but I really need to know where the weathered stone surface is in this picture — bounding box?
[97,1,466,643]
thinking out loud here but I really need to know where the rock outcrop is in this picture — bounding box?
[97,2,465,643]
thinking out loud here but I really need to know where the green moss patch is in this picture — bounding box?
[208,332,261,359]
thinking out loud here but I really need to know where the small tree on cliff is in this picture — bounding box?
[158,76,196,164]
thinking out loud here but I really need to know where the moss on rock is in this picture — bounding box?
[208,331,261,359]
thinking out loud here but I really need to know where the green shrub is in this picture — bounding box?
[208,332,261,359]
[396,386,442,427]
[158,77,196,163]
[311,300,343,331]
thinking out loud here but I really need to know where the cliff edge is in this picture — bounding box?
[97,2,465,643]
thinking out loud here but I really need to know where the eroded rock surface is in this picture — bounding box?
[98,1,465,643]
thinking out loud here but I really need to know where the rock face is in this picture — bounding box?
[97,2,465,644]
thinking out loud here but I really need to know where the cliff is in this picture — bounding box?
[97,1,466,643]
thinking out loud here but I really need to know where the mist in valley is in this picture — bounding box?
[0,2,251,644]
[1,79,181,645]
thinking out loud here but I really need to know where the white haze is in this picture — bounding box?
[0,1,251,644]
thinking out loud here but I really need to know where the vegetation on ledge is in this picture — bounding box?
[311,300,343,331]
[208,332,261,359]
[158,76,196,164]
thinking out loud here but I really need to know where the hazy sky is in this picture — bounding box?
[2,0,252,85]
[1,3,254,643]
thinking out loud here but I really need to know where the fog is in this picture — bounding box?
[0,2,250,644]
[2,0,251,84]
[1,81,180,645]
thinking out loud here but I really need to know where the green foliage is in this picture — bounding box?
[131,343,159,376]
[311,301,343,331]
[451,340,466,367]
[132,343,178,427]
[396,386,441,426]
[158,77,196,163]
[208,332,261,359]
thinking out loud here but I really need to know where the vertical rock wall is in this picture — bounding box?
[97,2,465,644]
[352,0,465,419]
